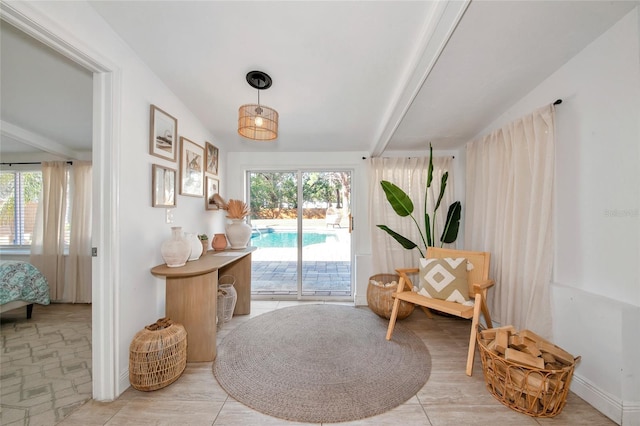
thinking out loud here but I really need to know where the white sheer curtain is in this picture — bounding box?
[30,161,69,300]
[465,104,555,338]
[369,156,455,274]
[65,161,92,303]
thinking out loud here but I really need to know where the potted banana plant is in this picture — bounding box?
[377,144,461,257]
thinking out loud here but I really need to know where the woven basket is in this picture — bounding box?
[129,317,187,391]
[476,327,579,417]
[367,273,415,320]
[218,275,237,324]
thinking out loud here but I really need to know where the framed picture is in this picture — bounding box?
[149,105,178,162]
[205,142,219,175]
[206,176,220,210]
[152,164,177,207]
[179,137,204,197]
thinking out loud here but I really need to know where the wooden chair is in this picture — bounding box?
[385,247,494,376]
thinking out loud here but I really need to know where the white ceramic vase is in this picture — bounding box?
[161,226,191,267]
[225,219,252,249]
[185,232,203,261]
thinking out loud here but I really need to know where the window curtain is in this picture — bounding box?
[30,161,69,300]
[465,104,555,338]
[369,156,454,274]
[65,161,92,303]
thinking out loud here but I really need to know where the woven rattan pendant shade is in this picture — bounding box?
[238,103,278,141]
[238,70,278,141]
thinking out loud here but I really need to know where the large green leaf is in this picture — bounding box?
[433,172,448,212]
[376,225,423,257]
[426,144,434,188]
[424,213,432,247]
[440,201,462,245]
[380,180,413,217]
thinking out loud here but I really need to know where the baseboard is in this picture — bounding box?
[118,369,130,397]
[571,373,622,425]
[622,401,640,425]
[354,294,368,306]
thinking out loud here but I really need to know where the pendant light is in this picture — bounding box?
[238,71,278,141]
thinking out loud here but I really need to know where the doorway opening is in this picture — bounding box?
[1,1,120,401]
[248,170,352,300]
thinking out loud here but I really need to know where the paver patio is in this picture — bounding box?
[249,231,352,297]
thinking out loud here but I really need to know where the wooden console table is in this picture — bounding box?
[151,247,255,362]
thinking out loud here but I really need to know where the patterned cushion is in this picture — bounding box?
[418,257,469,303]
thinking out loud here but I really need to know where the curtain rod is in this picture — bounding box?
[364,99,564,161]
[362,155,455,160]
[0,161,73,166]
[362,99,562,160]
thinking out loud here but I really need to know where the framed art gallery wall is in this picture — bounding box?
[149,105,223,212]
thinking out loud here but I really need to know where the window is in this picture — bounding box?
[0,170,71,248]
[0,171,41,246]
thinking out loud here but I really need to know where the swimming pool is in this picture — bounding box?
[251,231,338,248]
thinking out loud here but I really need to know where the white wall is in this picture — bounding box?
[476,7,640,425]
[9,1,227,397]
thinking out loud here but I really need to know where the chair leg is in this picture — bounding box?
[480,290,493,328]
[420,305,434,319]
[385,296,402,340]
[466,293,483,376]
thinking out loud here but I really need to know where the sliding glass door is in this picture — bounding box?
[249,171,298,295]
[300,171,351,296]
[248,170,352,299]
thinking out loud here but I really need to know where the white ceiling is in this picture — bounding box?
[0,20,93,159]
[1,1,637,157]
[390,0,640,152]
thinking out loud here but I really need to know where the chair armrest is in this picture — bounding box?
[395,268,419,275]
[473,279,495,291]
[394,268,418,293]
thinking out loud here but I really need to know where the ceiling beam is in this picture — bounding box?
[370,0,470,157]
[1,120,85,160]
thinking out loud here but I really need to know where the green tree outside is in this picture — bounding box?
[0,171,42,245]
[249,171,350,219]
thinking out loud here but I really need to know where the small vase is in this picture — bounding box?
[225,219,252,249]
[212,233,228,251]
[201,239,209,254]
[185,232,203,261]
[161,226,191,267]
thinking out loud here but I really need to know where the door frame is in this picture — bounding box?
[1,2,121,400]
[247,168,354,301]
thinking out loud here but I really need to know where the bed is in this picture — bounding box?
[0,260,50,319]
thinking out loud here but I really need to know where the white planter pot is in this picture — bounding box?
[225,219,252,249]
[185,232,203,261]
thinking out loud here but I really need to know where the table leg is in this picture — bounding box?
[165,271,218,362]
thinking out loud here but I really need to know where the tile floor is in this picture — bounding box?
[58,301,615,426]
[1,303,93,426]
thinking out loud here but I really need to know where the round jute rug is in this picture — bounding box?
[213,304,431,423]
